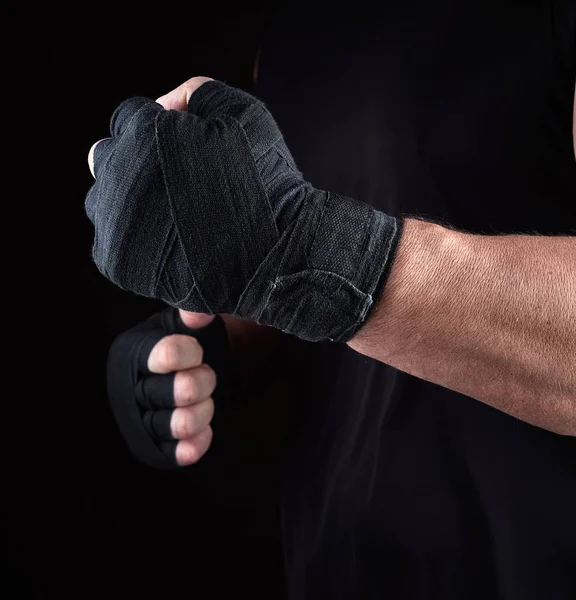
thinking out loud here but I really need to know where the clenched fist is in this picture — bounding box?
[106,307,231,469]
[86,76,402,343]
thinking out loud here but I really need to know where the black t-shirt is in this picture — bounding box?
[256,2,576,599]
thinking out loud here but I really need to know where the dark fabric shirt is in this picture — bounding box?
[256,2,576,598]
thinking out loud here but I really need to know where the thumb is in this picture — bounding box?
[178,309,215,330]
[156,76,214,111]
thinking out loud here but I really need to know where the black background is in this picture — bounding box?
[11,1,576,597]
[27,3,288,597]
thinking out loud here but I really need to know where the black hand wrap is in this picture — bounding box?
[86,80,403,342]
[106,307,232,469]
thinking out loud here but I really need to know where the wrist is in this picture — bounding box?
[347,218,462,356]
[234,185,402,342]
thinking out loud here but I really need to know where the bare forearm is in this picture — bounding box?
[348,218,576,435]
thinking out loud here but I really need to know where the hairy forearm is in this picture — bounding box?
[348,218,576,435]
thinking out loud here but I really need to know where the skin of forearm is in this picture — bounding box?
[348,218,576,435]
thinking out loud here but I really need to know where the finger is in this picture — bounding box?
[135,364,216,410]
[135,372,175,409]
[88,137,113,178]
[170,399,215,440]
[147,334,203,374]
[109,96,157,137]
[178,309,215,330]
[142,408,172,440]
[184,80,276,163]
[155,76,214,111]
[142,399,213,441]
[175,426,214,466]
[174,365,217,407]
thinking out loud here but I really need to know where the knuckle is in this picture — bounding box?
[194,427,213,461]
[179,373,199,403]
[153,335,203,371]
[189,336,204,363]
[201,427,214,456]
[158,337,181,369]
[175,427,213,465]
[184,447,198,464]
[179,444,198,465]
[206,398,215,423]
[172,408,196,439]
[203,365,217,393]
[203,426,214,451]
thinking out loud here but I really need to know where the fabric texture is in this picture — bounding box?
[85,81,402,342]
[255,1,576,599]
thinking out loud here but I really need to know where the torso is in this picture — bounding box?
[257,2,576,598]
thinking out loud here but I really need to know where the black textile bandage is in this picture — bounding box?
[86,81,403,342]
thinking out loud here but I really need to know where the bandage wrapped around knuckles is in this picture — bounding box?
[85,80,402,342]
